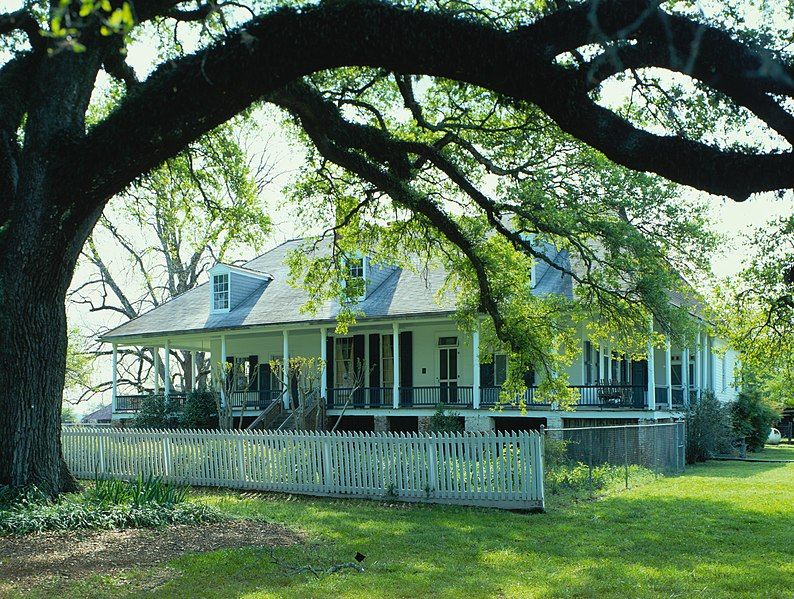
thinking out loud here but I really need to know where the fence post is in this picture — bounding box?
[237,436,246,484]
[535,431,545,506]
[322,435,333,493]
[587,427,594,498]
[98,433,106,476]
[623,426,629,489]
[162,435,172,479]
[427,434,438,497]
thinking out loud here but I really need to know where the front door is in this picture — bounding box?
[439,343,458,404]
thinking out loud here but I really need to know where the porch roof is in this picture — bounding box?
[101,238,574,342]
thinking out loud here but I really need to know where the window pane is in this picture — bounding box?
[381,335,393,387]
[494,354,507,385]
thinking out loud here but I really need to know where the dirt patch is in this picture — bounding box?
[0,519,301,593]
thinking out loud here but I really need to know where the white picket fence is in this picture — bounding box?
[62,427,545,510]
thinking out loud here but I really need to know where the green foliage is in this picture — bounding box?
[685,392,734,463]
[428,407,464,432]
[730,387,781,452]
[61,405,79,423]
[179,391,219,429]
[87,474,189,507]
[0,478,221,536]
[134,394,180,428]
[65,328,95,393]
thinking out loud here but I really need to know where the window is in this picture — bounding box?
[438,336,458,347]
[381,334,394,388]
[335,338,355,386]
[494,354,508,386]
[348,258,365,280]
[212,273,229,311]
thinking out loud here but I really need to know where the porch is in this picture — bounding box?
[107,316,717,418]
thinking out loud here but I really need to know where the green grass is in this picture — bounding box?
[12,460,794,598]
[753,443,794,460]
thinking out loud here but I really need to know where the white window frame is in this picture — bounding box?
[343,255,369,301]
[381,334,394,389]
[211,272,230,313]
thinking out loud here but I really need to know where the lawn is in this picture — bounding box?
[754,443,794,460]
[7,460,794,599]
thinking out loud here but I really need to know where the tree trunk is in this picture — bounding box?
[0,193,100,496]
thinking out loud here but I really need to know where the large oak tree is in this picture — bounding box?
[0,0,791,494]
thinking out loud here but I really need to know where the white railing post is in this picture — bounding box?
[282,330,290,409]
[392,322,400,409]
[111,343,118,414]
[472,328,480,409]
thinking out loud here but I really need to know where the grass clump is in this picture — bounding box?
[0,475,223,536]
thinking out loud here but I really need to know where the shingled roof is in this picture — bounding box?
[102,238,574,341]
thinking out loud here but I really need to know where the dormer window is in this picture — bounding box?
[212,273,230,312]
[343,256,368,301]
[348,257,365,281]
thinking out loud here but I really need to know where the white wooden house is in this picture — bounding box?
[102,238,739,431]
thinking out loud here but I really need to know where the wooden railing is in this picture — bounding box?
[115,392,187,413]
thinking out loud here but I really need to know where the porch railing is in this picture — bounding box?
[115,392,187,413]
[227,389,283,409]
[327,386,476,408]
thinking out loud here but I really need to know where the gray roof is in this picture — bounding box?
[103,238,574,341]
[81,404,112,423]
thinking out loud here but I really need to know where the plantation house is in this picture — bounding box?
[102,238,739,432]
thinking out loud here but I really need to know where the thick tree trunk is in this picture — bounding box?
[0,189,100,496]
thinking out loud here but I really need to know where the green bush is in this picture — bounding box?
[134,394,180,428]
[685,391,734,463]
[179,390,219,428]
[429,407,464,432]
[0,477,223,536]
[730,387,781,452]
[87,474,189,507]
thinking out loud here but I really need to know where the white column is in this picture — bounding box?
[702,333,709,391]
[647,319,656,410]
[472,327,480,410]
[709,336,717,391]
[191,350,197,391]
[220,334,227,407]
[153,347,161,394]
[392,322,400,409]
[320,327,328,403]
[163,339,171,401]
[682,346,690,407]
[111,343,118,413]
[282,330,290,409]
[694,329,702,399]
[606,344,612,382]
[665,337,672,408]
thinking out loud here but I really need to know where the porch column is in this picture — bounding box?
[701,332,709,391]
[682,346,690,408]
[320,327,328,402]
[191,350,197,392]
[220,334,227,407]
[282,330,290,409]
[472,327,480,410]
[647,318,656,410]
[709,336,717,391]
[164,339,171,401]
[111,343,118,413]
[694,329,702,400]
[392,322,400,409]
[665,337,672,408]
[153,347,160,394]
[606,344,612,382]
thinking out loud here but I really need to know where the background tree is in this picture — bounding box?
[68,114,275,401]
[0,0,791,494]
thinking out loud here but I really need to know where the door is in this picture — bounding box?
[631,359,647,408]
[438,338,459,404]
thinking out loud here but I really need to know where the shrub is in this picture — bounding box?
[87,474,189,507]
[180,390,219,428]
[730,387,781,452]
[0,477,223,536]
[134,394,180,428]
[685,391,734,463]
[429,407,464,432]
